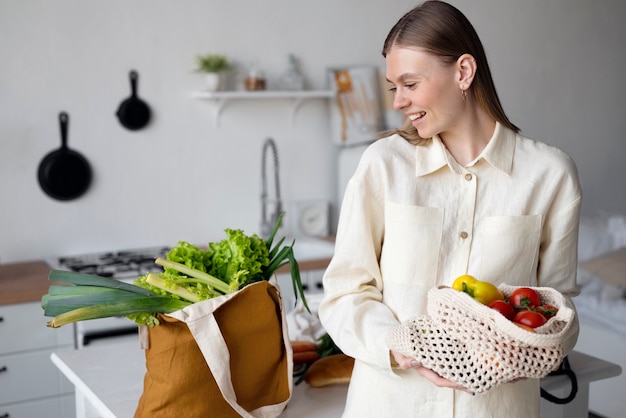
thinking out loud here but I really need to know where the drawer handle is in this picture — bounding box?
[0,413,9,418]
[0,366,7,373]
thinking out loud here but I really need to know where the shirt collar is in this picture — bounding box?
[414,122,516,177]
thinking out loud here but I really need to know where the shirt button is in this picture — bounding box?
[460,231,468,239]
[464,173,473,181]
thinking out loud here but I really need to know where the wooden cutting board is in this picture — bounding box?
[0,260,53,305]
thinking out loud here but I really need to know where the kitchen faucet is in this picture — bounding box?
[260,137,282,238]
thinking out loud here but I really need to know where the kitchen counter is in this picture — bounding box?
[277,257,331,274]
[51,340,347,418]
[52,341,621,418]
[0,260,54,305]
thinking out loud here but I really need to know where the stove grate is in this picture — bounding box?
[53,246,171,280]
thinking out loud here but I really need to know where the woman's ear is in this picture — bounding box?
[457,53,477,90]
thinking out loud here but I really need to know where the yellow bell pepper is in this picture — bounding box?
[451,275,504,305]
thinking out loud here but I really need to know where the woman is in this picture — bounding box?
[318,1,581,417]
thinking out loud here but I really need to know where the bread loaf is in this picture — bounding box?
[304,354,355,387]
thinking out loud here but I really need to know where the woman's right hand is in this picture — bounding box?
[390,351,475,395]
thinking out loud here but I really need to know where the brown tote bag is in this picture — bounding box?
[134,280,293,418]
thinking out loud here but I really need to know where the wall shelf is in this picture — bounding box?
[191,90,335,126]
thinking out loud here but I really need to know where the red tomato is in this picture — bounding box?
[509,287,541,309]
[488,300,516,320]
[513,310,547,329]
[537,305,558,319]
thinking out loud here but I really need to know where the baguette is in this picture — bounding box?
[304,354,355,387]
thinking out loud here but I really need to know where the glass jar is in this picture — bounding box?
[245,61,266,91]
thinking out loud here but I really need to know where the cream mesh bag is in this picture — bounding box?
[386,284,575,394]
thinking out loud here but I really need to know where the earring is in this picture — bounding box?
[461,88,467,101]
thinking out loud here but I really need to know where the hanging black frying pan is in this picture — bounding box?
[116,70,151,130]
[37,112,92,201]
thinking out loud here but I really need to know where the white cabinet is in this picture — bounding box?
[0,396,74,418]
[0,301,75,418]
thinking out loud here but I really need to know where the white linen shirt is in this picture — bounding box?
[318,123,582,418]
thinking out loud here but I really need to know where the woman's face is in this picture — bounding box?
[386,46,462,139]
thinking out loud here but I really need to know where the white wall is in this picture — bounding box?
[1,0,625,263]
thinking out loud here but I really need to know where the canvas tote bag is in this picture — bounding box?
[134,279,293,418]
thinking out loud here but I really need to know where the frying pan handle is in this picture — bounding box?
[129,70,139,97]
[59,111,69,149]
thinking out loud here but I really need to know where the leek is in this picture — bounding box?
[48,270,154,295]
[145,273,201,303]
[47,297,190,328]
[43,288,151,317]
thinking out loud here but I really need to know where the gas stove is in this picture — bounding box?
[48,246,171,281]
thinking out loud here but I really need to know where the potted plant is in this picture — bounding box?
[195,54,231,91]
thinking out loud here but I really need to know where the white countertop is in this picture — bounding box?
[51,340,347,418]
[52,341,621,418]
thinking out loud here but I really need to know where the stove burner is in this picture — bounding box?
[54,246,171,280]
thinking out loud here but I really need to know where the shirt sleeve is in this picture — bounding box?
[536,155,582,354]
[318,173,400,374]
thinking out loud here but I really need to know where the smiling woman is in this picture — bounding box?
[318,2,582,417]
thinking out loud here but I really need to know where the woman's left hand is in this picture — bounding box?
[390,351,475,395]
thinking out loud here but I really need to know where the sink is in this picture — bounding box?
[289,237,335,262]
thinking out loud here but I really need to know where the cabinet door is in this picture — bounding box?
[0,302,74,355]
[0,348,74,405]
[0,394,75,418]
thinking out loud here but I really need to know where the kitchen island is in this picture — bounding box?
[51,340,347,418]
[52,340,621,418]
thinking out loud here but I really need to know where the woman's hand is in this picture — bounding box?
[390,351,475,395]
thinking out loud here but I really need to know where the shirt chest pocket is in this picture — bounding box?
[479,215,542,286]
[380,202,443,285]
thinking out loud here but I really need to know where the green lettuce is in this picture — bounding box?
[208,228,270,289]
